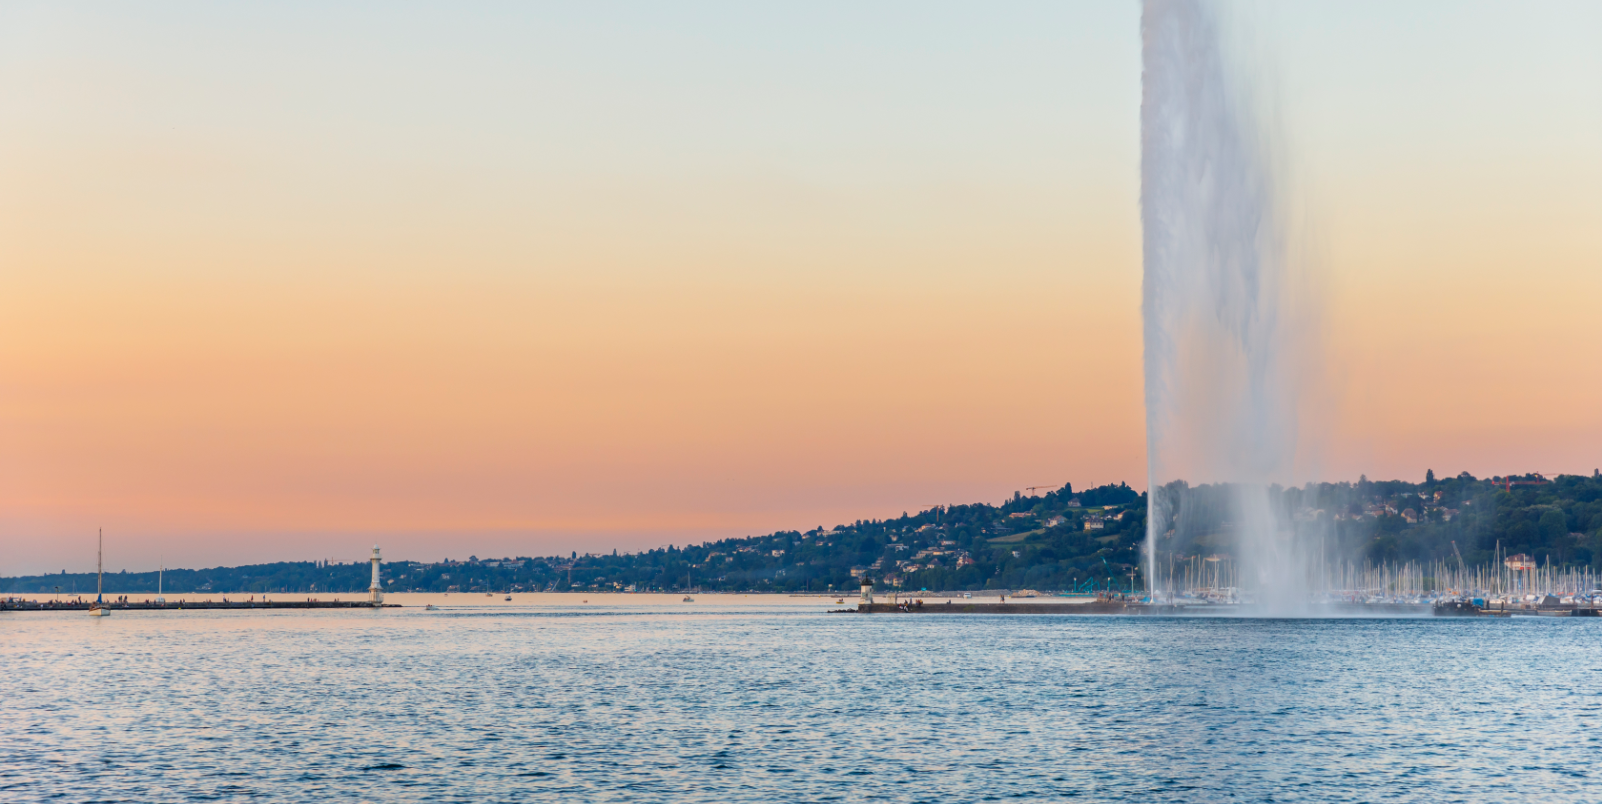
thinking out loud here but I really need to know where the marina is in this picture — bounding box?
[846,574,1602,617]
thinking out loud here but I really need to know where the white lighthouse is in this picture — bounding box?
[369,544,384,605]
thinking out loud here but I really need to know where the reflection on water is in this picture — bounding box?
[2,601,1598,802]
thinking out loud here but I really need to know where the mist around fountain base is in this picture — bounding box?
[1144,481,1321,617]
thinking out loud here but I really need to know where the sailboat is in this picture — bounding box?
[155,555,166,605]
[88,528,110,617]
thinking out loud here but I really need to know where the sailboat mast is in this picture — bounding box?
[97,528,104,601]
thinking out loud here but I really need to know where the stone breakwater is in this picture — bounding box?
[855,601,1601,617]
[0,599,397,611]
[857,601,1146,615]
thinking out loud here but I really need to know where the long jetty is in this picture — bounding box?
[855,601,1267,615]
[858,600,1146,615]
[1,599,398,611]
[854,600,1599,616]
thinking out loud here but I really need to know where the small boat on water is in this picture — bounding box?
[88,528,110,617]
[835,598,845,604]
[504,595,512,602]
[682,596,694,603]
[424,604,439,611]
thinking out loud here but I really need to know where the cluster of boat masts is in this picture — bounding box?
[1140,588,1602,608]
[1316,591,1601,608]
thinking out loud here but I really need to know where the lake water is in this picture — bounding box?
[3,595,1599,802]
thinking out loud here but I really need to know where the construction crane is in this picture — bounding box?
[919,505,947,525]
[1025,484,1062,495]
[551,561,577,587]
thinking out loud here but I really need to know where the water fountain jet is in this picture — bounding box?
[1141,0,1315,614]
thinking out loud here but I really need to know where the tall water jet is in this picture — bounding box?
[1141,0,1314,613]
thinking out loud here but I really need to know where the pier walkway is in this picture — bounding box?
[858,601,1140,615]
[855,600,1600,616]
[1,599,397,611]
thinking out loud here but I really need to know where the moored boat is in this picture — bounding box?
[1432,599,1481,616]
[88,529,110,617]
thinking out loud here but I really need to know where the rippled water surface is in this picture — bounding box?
[4,597,1599,803]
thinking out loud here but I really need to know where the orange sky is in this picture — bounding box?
[0,2,1597,572]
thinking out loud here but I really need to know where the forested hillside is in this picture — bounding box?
[6,473,1597,595]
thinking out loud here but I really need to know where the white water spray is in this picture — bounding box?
[1141,0,1314,613]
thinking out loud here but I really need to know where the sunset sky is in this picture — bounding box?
[1,1,1598,573]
